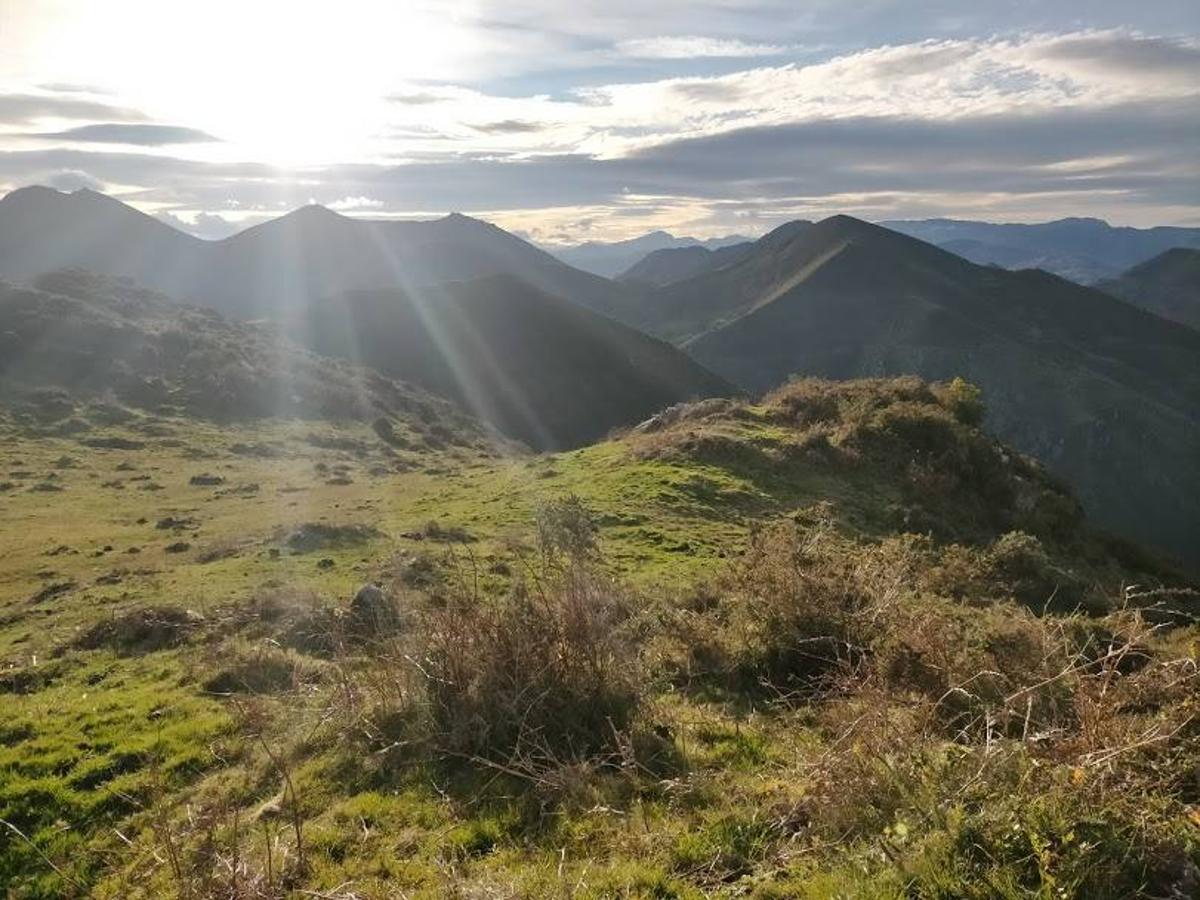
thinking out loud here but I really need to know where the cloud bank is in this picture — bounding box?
[0,11,1197,238]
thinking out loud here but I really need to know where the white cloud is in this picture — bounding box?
[42,168,103,191]
[327,195,385,211]
[3,14,1198,237]
[613,36,795,59]
[558,30,1200,159]
[391,30,1177,173]
[156,210,243,239]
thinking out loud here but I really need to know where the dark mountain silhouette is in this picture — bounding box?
[291,274,734,449]
[209,205,638,319]
[661,215,1200,567]
[0,186,638,320]
[1097,248,1200,331]
[551,230,751,278]
[618,240,755,287]
[0,186,204,292]
[0,270,494,449]
[620,219,822,342]
[882,216,1200,284]
[0,269,729,451]
[0,187,730,449]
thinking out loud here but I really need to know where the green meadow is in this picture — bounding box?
[2,380,1197,898]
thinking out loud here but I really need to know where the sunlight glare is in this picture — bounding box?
[5,0,477,166]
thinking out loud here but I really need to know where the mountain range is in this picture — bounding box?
[0,186,725,449]
[1,185,1198,566]
[556,216,1200,289]
[547,230,750,278]
[618,215,1200,566]
[0,186,641,320]
[882,217,1200,284]
[617,238,759,286]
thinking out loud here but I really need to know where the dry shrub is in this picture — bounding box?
[203,642,325,695]
[710,520,913,694]
[284,522,380,554]
[775,563,1199,898]
[231,589,342,658]
[196,536,245,564]
[762,377,1096,546]
[986,530,1089,612]
[685,520,1196,750]
[763,375,938,427]
[534,493,598,562]
[71,604,201,655]
[339,498,656,788]
[418,567,640,768]
[799,633,1199,897]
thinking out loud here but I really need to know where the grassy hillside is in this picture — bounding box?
[667,216,1200,568]
[1,267,728,452]
[1098,248,1200,331]
[1,375,1195,898]
[0,271,497,443]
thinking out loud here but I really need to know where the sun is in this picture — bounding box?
[3,0,475,166]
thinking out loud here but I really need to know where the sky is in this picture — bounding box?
[0,1,1197,243]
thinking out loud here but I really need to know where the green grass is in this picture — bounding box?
[0,651,230,894]
[1,382,1197,898]
[0,407,776,896]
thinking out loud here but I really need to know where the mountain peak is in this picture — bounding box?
[808,215,955,258]
[283,203,346,222]
[758,219,813,246]
[0,184,179,232]
[238,203,352,236]
[68,187,139,210]
[815,214,883,236]
[431,211,512,239]
[1,184,68,206]
[440,211,487,226]
[1,185,127,208]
